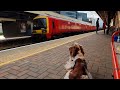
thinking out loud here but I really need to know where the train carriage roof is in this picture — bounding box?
[25,11,93,26]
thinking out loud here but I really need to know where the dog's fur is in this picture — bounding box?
[64,43,91,79]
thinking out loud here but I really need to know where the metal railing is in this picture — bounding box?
[111,30,120,79]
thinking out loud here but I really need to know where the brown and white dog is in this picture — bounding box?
[64,42,92,79]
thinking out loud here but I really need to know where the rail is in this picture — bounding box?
[111,30,120,79]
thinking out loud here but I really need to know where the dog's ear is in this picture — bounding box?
[69,46,79,57]
[79,45,85,55]
[69,44,74,51]
[69,47,71,51]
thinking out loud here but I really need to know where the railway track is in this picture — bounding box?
[0,37,33,51]
[0,30,96,51]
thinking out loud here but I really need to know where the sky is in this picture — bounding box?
[78,11,103,28]
[77,11,100,18]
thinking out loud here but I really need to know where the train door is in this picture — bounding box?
[51,19,56,35]
[52,19,56,35]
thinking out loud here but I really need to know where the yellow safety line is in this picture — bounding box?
[0,32,95,67]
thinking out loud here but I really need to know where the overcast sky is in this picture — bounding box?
[78,11,100,18]
[78,11,103,27]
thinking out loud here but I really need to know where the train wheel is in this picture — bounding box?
[41,35,47,41]
[82,30,85,34]
[32,35,41,43]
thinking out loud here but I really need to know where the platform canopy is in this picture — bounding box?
[0,11,37,21]
[96,11,116,24]
[96,11,120,34]
[0,17,16,22]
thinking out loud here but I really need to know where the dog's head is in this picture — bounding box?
[69,42,85,57]
[64,42,85,71]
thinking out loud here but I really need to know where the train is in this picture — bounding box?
[32,15,96,41]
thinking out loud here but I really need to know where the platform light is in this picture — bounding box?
[0,35,5,40]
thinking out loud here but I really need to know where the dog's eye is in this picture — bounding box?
[71,60,73,61]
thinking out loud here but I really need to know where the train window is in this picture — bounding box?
[52,21,55,29]
[33,18,47,30]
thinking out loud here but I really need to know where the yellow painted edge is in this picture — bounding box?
[0,32,94,67]
[36,30,42,34]
[46,17,49,33]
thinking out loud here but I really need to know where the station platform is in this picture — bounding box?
[0,31,113,79]
[0,35,31,42]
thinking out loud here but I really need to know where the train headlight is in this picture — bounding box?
[42,30,47,34]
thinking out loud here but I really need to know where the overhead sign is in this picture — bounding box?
[20,23,26,33]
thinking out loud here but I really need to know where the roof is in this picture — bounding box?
[96,11,116,23]
[25,11,92,25]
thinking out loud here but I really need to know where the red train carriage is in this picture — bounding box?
[32,15,96,41]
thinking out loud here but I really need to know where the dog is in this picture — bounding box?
[64,42,92,79]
